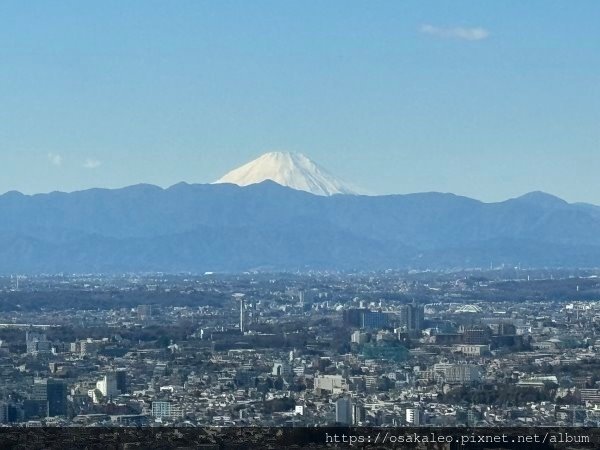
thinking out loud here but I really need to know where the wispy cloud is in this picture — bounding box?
[83,158,102,169]
[48,152,62,166]
[420,24,490,41]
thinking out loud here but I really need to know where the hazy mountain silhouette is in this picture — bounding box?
[0,181,599,273]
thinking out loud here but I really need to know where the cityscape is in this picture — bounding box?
[1,1,599,447]
[1,268,599,428]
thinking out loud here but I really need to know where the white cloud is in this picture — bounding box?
[48,152,62,166]
[83,158,102,169]
[420,24,489,41]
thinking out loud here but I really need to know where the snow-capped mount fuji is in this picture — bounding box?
[214,151,359,196]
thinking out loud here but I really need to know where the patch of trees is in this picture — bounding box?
[441,382,557,407]
[0,289,228,312]
[262,397,295,414]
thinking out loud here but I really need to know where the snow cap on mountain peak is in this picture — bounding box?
[214,151,359,196]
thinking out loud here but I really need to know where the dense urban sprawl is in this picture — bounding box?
[0,269,599,427]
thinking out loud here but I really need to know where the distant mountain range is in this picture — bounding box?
[1,180,599,273]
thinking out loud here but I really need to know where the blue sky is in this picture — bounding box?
[0,1,599,202]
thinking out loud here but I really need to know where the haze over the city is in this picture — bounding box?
[1,1,599,203]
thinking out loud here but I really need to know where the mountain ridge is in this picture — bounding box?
[2,181,590,206]
[0,181,599,273]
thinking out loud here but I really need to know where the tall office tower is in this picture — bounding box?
[232,293,245,333]
[47,379,68,417]
[335,397,353,425]
[343,308,365,327]
[115,369,128,394]
[31,379,48,402]
[32,378,68,417]
[234,296,244,333]
[240,297,245,333]
[399,302,424,335]
[97,373,119,398]
[352,403,366,425]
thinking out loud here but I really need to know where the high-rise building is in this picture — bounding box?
[47,379,68,417]
[233,293,246,333]
[344,308,389,329]
[31,379,47,402]
[352,403,366,425]
[398,302,424,335]
[31,378,68,417]
[343,308,365,327]
[26,331,51,355]
[0,402,8,424]
[23,400,47,420]
[115,369,127,394]
[97,373,119,398]
[406,407,421,425]
[240,297,245,333]
[335,397,353,425]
